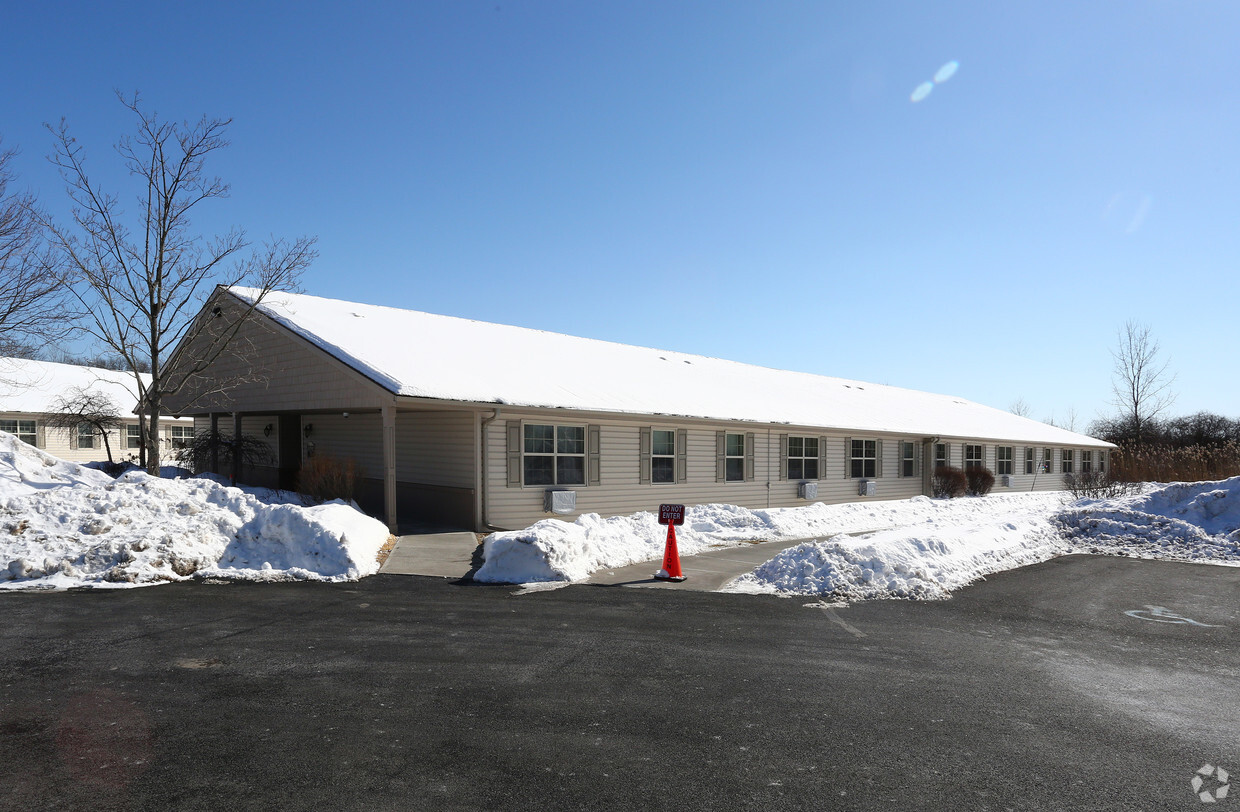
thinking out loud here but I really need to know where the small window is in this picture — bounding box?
[170,425,195,450]
[996,446,1013,476]
[524,424,585,486]
[1042,448,1052,474]
[77,423,96,449]
[934,443,947,470]
[850,439,877,479]
[787,436,819,480]
[1081,450,1093,473]
[1024,447,1035,475]
[725,433,745,482]
[1098,451,1107,473]
[964,444,984,470]
[900,441,916,478]
[0,419,37,446]
[1061,449,1074,474]
[651,429,676,484]
[127,424,142,449]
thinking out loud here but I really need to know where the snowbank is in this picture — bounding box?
[0,433,390,589]
[479,480,1240,600]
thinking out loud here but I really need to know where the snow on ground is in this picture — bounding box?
[0,433,390,590]
[479,479,1240,600]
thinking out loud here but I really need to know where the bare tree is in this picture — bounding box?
[1009,398,1031,418]
[43,94,316,474]
[0,139,70,359]
[45,386,123,463]
[1110,320,1176,446]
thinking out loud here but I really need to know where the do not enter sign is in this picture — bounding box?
[658,504,686,526]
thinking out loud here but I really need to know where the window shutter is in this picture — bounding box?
[35,423,45,449]
[744,432,755,481]
[844,437,852,477]
[675,429,687,483]
[506,421,521,487]
[70,426,79,450]
[778,434,788,481]
[818,437,828,481]
[639,427,652,484]
[944,442,951,468]
[896,441,903,478]
[715,431,726,483]
[588,425,601,486]
[876,439,883,478]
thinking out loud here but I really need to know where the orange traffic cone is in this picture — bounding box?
[654,522,687,582]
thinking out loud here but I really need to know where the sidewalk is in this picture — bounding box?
[379,531,480,578]
[586,537,822,592]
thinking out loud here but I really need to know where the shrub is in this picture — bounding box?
[1063,470,1137,500]
[965,466,995,496]
[297,455,360,504]
[932,466,967,498]
[176,431,272,474]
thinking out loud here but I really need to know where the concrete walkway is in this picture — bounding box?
[586,537,821,592]
[379,531,480,578]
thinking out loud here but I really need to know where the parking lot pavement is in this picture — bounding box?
[1,555,1237,811]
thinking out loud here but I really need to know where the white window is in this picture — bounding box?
[524,424,585,486]
[1061,449,1074,474]
[1099,451,1107,473]
[170,425,195,450]
[651,429,676,484]
[1025,447,1035,475]
[127,424,142,449]
[0,419,37,446]
[934,443,948,470]
[788,436,819,480]
[996,446,1013,476]
[77,423,95,449]
[964,444,984,470]
[900,441,916,478]
[1042,448,1052,474]
[725,433,745,482]
[850,439,877,478]
[1081,450,1093,473]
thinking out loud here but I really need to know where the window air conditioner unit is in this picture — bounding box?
[859,480,876,497]
[1001,475,1012,487]
[544,489,576,515]
[798,481,818,500]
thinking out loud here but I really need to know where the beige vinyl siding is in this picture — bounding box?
[396,410,475,488]
[162,294,394,414]
[483,413,927,530]
[0,413,191,465]
[306,413,383,479]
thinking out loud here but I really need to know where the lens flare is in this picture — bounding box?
[910,81,934,102]
[934,60,959,84]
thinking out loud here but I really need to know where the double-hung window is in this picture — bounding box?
[1081,450,1093,473]
[1042,448,1052,474]
[725,433,745,482]
[996,446,1013,475]
[850,439,877,479]
[170,425,195,450]
[1025,447,1035,475]
[524,424,586,486]
[127,425,142,449]
[77,423,95,449]
[787,436,819,480]
[964,444,984,470]
[934,443,948,470]
[900,441,916,477]
[651,429,676,484]
[1061,449,1074,474]
[0,419,37,446]
[1098,451,1107,473]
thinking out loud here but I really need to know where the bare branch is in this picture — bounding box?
[1109,320,1177,446]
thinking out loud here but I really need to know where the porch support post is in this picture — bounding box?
[210,413,220,474]
[382,403,398,533]
[231,412,243,484]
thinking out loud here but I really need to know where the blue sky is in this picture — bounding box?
[4,1,1237,429]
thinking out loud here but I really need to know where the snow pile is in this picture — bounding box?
[0,433,390,589]
[1056,478,1240,562]
[475,492,1069,584]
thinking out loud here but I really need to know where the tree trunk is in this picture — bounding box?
[146,401,161,475]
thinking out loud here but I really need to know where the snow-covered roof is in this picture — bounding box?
[0,358,153,417]
[229,287,1113,448]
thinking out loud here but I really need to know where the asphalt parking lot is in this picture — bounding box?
[1,555,1237,811]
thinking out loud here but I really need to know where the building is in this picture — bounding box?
[162,287,1115,532]
[0,358,195,464]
